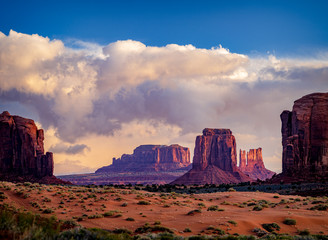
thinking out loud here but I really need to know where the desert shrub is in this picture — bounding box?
[58,228,133,240]
[126,217,135,221]
[204,226,225,235]
[309,204,328,211]
[247,202,256,206]
[252,228,267,237]
[207,205,224,211]
[283,218,297,225]
[273,195,280,198]
[187,209,201,216]
[252,205,263,211]
[104,210,121,217]
[198,203,206,208]
[0,204,61,239]
[135,223,174,234]
[298,229,310,236]
[184,227,192,232]
[228,187,236,192]
[62,219,79,228]
[88,214,103,219]
[138,200,151,205]
[112,228,132,234]
[121,202,128,207]
[228,220,237,226]
[0,192,7,200]
[262,223,280,232]
[42,208,54,214]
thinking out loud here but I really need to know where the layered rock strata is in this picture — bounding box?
[281,93,328,177]
[96,144,191,173]
[238,148,275,181]
[172,128,252,185]
[0,111,54,179]
[0,111,69,184]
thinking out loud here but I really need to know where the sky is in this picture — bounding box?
[0,0,328,175]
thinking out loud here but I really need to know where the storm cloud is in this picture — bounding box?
[1,30,328,174]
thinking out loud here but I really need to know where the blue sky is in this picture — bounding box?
[1,0,328,175]
[1,0,328,55]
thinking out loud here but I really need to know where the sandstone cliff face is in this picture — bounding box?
[96,144,191,173]
[172,128,252,185]
[238,148,275,181]
[0,111,53,179]
[281,92,328,176]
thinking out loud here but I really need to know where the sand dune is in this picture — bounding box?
[1,182,327,236]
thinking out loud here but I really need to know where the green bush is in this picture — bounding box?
[228,220,237,226]
[187,209,201,216]
[309,204,328,211]
[184,227,192,232]
[252,205,263,211]
[298,229,310,236]
[283,218,296,225]
[207,205,224,211]
[262,223,281,232]
[137,200,151,205]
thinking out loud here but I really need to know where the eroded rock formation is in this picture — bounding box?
[281,93,328,177]
[172,128,252,185]
[238,148,275,181]
[0,111,68,184]
[96,144,191,173]
[0,111,54,178]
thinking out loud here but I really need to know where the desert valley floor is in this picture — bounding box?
[1,181,327,237]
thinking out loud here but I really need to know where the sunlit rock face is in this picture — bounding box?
[172,128,252,185]
[0,111,53,179]
[281,93,328,176]
[96,144,191,173]
[238,148,275,181]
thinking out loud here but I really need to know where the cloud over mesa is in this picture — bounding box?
[1,30,328,174]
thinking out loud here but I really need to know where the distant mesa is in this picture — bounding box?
[239,148,275,181]
[0,111,68,184]
[96,144,191,173]
[172,128,253,185]
[276,92,328,182]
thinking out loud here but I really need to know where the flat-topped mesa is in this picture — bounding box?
[281,92,328,177]
[0,111,54,180]
[172,128,252,185]
[96,144,191,173]
[239,148,275,181]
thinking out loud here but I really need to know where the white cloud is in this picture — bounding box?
[49,143,90,155]
[1,30,328,174]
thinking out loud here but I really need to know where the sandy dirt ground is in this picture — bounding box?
[1,182,327,236]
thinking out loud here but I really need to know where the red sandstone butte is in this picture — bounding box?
[280,93,328,178]
[172,128,252,185]
[238,148,275,181]
[0,111,68,184]
[96,144,191,173]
